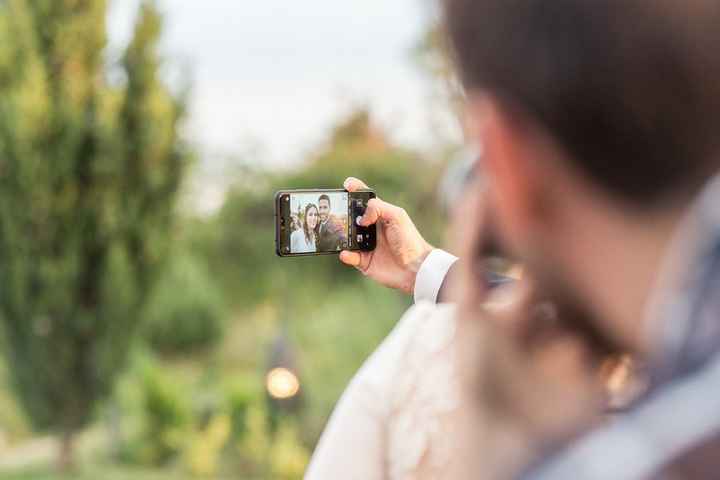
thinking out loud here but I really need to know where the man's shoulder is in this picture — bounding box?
[392,302,458,350]
[354,302,457,397]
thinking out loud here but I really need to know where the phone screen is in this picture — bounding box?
[276,190,375,256]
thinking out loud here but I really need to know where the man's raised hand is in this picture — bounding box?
[339,177,433,295]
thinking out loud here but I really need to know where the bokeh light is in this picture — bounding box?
[266,367,301,400]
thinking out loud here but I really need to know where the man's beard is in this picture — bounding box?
[450,201,631,470]
[479,208,626,359]
[528,260,626,360]
[469,241,623,457]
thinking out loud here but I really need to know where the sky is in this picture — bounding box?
[108,0,450,172]
[107,1,461,213]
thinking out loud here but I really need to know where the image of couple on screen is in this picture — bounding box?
[290,194,347,253]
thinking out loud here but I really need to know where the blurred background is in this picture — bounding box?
[0,1,463,478]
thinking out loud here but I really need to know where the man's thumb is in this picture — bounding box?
[339,250,361,267]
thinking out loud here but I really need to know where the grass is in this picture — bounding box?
[0,462,267,480]
[0,464,194,480]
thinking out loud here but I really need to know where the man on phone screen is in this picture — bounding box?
[317,194,346,252]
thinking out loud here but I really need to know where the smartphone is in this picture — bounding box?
[275,189,377,257]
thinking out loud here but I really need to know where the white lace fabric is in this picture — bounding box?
[306,303,461,480]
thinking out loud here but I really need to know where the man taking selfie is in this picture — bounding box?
[308,0,720,478]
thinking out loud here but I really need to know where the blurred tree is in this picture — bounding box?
[0,0,187,469]
[412,22,465,125]
[411,2,467,151]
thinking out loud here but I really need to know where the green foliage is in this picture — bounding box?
[113,356,309,478]
[143,253,226,354]
[268,421,310,480]
[225,376,262,439]
[237,403,273,476]
[213,182,276,308]
[234,403,309,480]
[0,465,197,480]
[183,412,232,477]
[0,0,188,443]
[128,365,191,467]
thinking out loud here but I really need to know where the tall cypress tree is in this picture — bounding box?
[0,0,187,468]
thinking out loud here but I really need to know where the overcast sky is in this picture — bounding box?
[108,0,449,173]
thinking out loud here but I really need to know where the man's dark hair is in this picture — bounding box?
[444,0,720,206]
[319,194,331,206]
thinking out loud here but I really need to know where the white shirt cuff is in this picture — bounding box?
[413,249,459,304]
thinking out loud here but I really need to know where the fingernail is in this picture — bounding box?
[343,178,351,189]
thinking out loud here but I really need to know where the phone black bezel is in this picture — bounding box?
[275,189,376,257]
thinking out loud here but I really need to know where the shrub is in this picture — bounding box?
[118,363,192,467]
[184,413,232,477]
[226,376,262,440]
[269,421,310,480]
[144,252,226,354]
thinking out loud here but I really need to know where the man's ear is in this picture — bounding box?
[466,95,546,253]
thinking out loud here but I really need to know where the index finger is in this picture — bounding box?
[358,198,402,227]
[343,177,370,192]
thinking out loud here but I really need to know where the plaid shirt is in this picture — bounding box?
[526,173,720,480]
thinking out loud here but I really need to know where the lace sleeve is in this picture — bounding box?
[305,302,460,480]
[385,303,461,480]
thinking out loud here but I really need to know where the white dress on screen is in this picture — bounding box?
[291,229,316,253]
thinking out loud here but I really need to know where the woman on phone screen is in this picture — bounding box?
[291,203,319,253]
